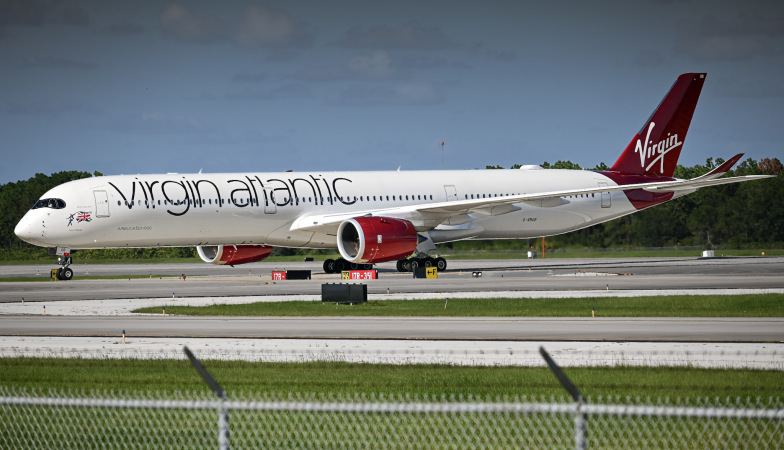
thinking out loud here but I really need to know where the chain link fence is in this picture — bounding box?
[1,387,782,449]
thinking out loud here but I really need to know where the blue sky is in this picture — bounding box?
[1,0,782,184]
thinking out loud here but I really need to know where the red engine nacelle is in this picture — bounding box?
[197,245,273,265]
[337,217,418,264]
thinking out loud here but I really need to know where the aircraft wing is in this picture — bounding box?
[290,156,773,233]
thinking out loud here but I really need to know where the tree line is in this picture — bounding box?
[0,158,781,261]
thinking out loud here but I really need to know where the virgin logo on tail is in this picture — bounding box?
[635,122,683,174]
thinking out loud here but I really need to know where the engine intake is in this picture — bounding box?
[337,217,417,264]
[197,245,273,265]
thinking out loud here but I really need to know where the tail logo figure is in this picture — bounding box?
[635,122,683,174]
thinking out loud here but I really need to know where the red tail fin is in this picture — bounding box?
[610,73,706,177]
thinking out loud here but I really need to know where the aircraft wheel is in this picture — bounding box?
[363,263,373,270]
[396,260,405,272]
[61,267,74,280]
[56,268,64,280]
[335,259,347,272]
[323,259,335,274]
[409,258,420,271]
[435,257,447,271]
[401,259,412,272]
[350,262,360,270]
[423,257,435,267]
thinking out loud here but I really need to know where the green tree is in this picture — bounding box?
[541,160,583,170]
[0,171,94,253]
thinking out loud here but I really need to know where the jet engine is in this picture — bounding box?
[197,245,273,265]
[337,217,418,264]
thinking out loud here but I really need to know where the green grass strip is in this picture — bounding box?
[1,358,782,400]
[445,249,783,259]
[134,294,784,317]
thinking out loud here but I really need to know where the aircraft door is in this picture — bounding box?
[94,190,110,217]
[444,185,458,201]
[598,182,611,208]
[263,187,277,214]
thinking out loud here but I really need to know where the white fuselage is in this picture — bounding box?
[15,168,645,250]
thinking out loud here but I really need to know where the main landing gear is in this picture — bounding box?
[322,255,448,274]
[323,258,374,274]
[395,256,447,273]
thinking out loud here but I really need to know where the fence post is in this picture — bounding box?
[539,346,586,450]
[184,346,230,450]
[574,401,586,450]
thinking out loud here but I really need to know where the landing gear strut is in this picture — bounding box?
[323,258,373,274]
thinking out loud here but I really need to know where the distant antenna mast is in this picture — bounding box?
[441,141,445,169]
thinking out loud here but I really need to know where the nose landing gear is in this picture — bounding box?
[56,265,74,281]
[49,248,74,280]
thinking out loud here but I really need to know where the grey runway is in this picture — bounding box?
[2,257,782,346]
[1,315,781,342]
[2,256,783,303]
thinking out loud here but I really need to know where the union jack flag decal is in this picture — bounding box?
[76,211,92,223]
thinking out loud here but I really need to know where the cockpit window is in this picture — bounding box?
[32,198,66,210]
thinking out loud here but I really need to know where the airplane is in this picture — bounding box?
[14,73,773,280]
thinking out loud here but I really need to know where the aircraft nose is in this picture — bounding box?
[14,215,38,245]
